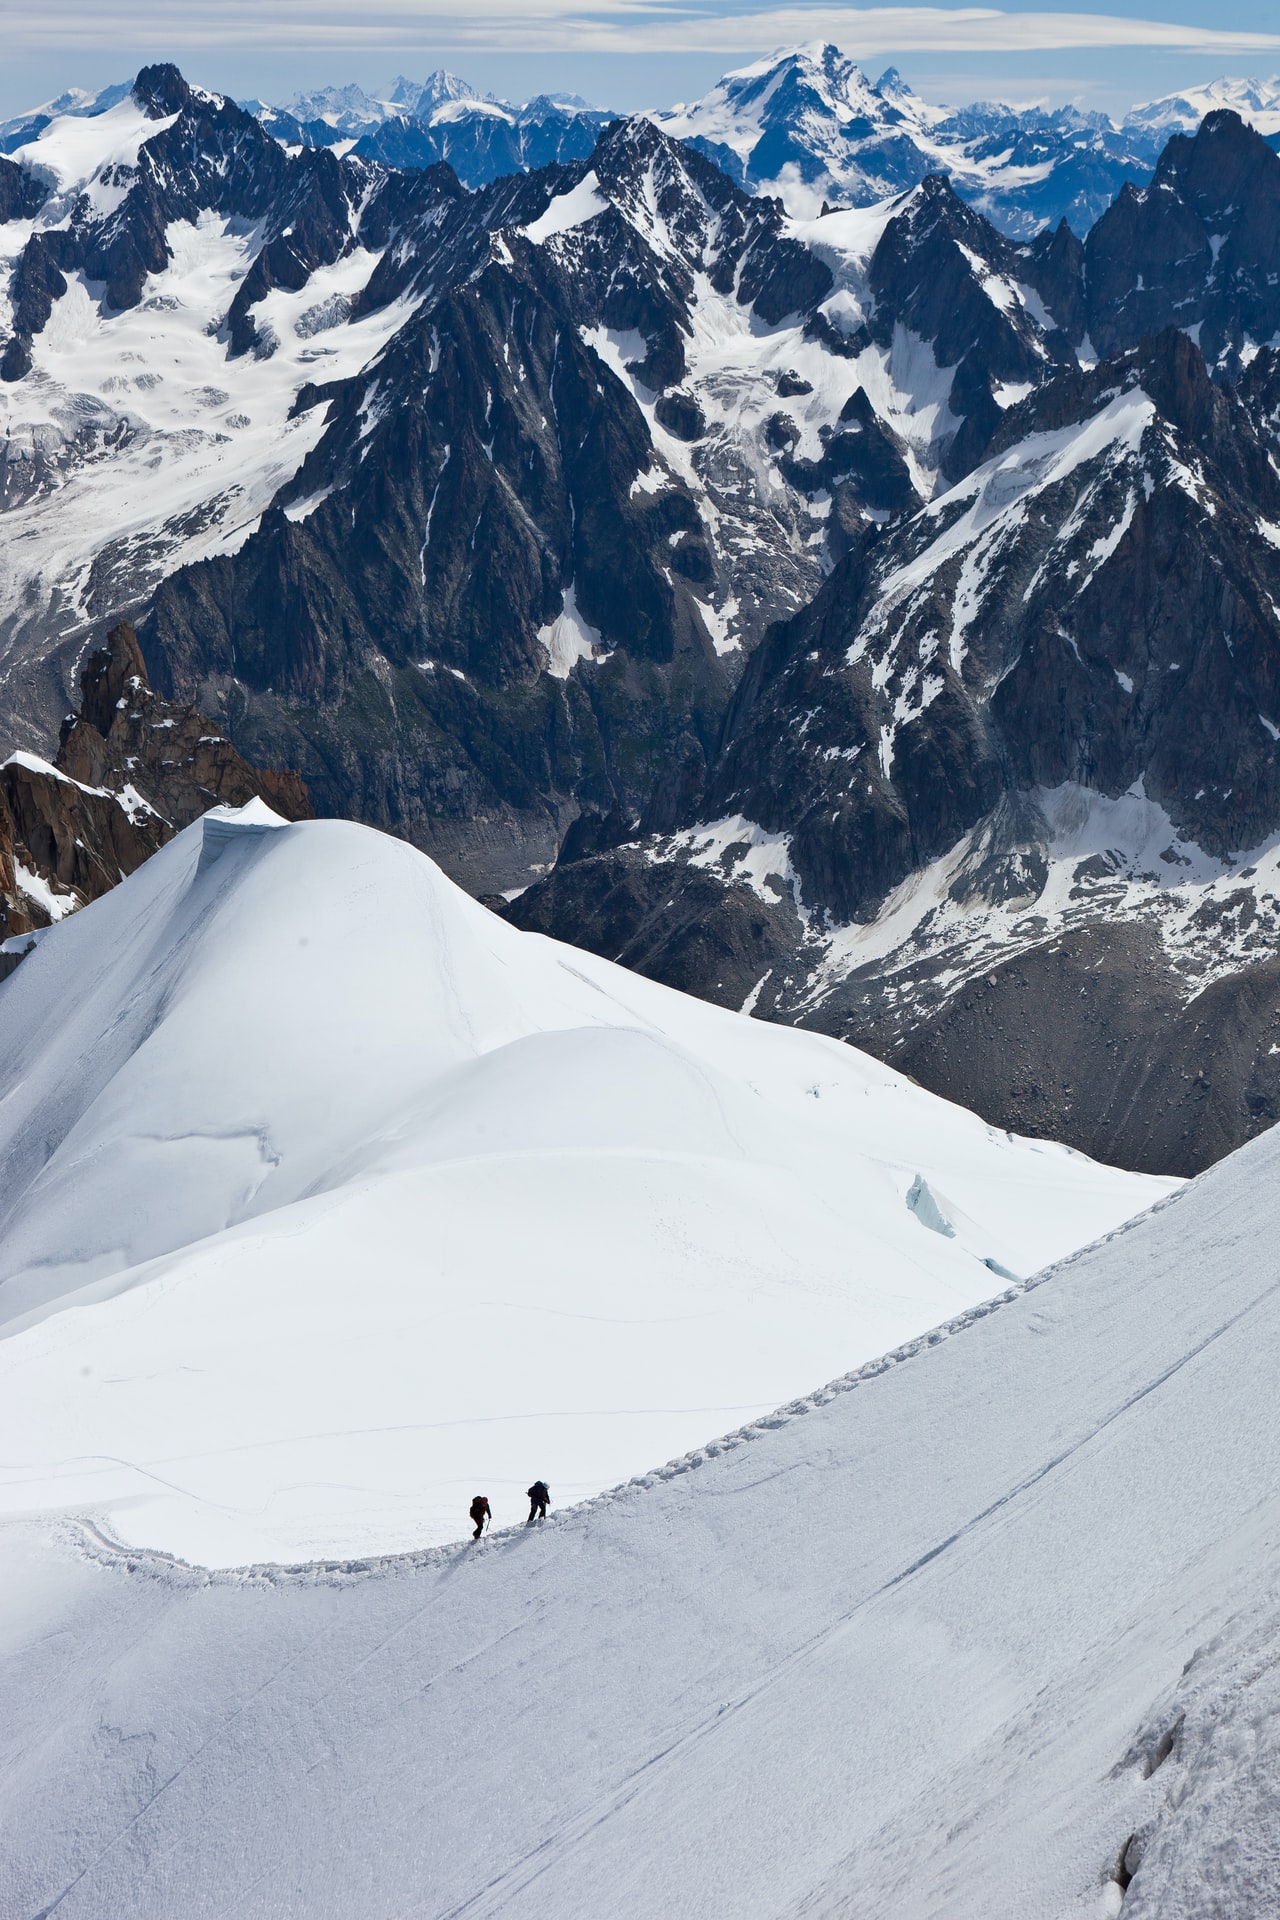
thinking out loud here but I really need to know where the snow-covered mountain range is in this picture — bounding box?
[0,65,1113,885]
[508,106,1280,1175]
[248,51,1280,238]
[0,798,1169,1565]
[10,52,1280,236]
[242,51,1280,238]
[5,1062,1278,1914]
[267,75,617,184]
[6,64,1280,1170]
[659,43,1149,235]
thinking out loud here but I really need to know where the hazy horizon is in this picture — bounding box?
[4,43,1280,127]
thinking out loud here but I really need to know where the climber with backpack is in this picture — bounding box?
[469,1494,491,1539]
[527,1480,550,1523]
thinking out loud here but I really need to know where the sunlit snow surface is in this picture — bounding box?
[2,1097,1277,1916]
[0,805,1172,1566]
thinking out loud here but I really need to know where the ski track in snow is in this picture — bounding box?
[3,1124,1278,1916]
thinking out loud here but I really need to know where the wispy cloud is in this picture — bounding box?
[4,3,1279,58]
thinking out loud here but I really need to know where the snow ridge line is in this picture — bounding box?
[427,1206,1275,1920]
[60,1180,1189,1592]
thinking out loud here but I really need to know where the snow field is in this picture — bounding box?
[2,1117,1278,1915]
[0,804,1172,1565]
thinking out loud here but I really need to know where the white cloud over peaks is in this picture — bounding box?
[4,4,1280,57]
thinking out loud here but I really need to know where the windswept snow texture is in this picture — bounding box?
[3,1103,1280,1915]
[0,806,1170,1567]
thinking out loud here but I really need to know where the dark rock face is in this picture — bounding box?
[708,331,1280,915]
[510,829,810,1001]
[0,748,167,938]
[353,102,613,186]
[131,117,1077,893]
[849,176,1068,480]
[60,619,313,826]
[1085,110,1280,370]
[781,387,918,512]
[508,324,1280,1174]
[0,619,311,948]
[0,155,47,224]
[889,924,1280,1178]
[139,201,736,888]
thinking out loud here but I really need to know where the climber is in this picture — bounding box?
[469,1494,491,1539]
[527,1480,550,1523]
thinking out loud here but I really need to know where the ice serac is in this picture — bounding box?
[0,807,1170,1565]
[4,1074,1280,1915]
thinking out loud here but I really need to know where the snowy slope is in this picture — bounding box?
[0,804,1170,1566]
[0,81,131,153]
[4,1089,1280,1914]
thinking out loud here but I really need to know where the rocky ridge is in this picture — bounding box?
[507,116,1280,1175]
[0,619,310,963]
[109,91,1088,890]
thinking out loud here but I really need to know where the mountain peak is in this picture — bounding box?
[1126,73,1280,138]
[402,70,482,117]
[132,63,192,119]
[875,67,911,98]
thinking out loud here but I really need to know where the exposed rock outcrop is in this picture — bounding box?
[0,620,311,955]
[508,328,1280,1175]
[1085,109,1280,371]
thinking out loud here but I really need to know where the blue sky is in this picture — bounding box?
[3,2,1279,121]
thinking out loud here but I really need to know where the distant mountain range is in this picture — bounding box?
[6,49,1280,234]
[226,53,1280,237]
[6,60,1280,1177]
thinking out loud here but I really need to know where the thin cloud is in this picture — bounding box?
[4,4,1279,57]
